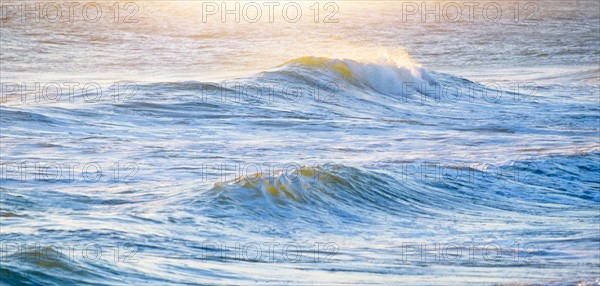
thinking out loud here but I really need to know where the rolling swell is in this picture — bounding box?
[119,55,504,119]
[192,151,599,223]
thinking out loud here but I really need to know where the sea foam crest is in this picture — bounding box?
[278,51,437,96]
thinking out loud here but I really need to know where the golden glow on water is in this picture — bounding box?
[288,56,355,80]
[2,1,599,285]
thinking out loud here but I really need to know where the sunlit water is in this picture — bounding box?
[1,1,599,285]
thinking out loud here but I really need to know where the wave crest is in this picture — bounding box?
[272,53,438,96]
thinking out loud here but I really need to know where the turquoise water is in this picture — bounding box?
[1,1,599,285]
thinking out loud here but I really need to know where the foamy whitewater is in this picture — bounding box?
[0,1,599,285]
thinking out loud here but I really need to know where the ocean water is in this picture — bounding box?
[0,1,599,285]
